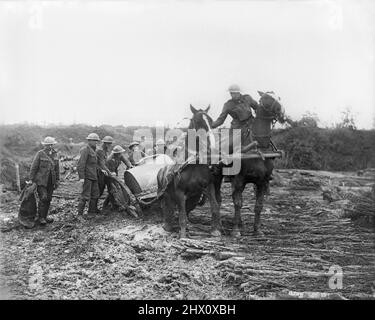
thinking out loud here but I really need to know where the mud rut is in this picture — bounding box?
[0,170,374,299]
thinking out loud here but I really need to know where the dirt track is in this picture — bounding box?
[0,169,374,300]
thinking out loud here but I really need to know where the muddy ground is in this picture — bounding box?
[0,169,374,300]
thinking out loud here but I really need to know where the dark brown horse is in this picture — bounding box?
[157,105,221,239]
[213,91,286,237]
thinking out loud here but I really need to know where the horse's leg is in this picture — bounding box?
[161,193,174,232]
[253,181,267,236]
[175,189,188,238]
[205,183,221,237]
[231,175,246,238]
[213,173,223,209]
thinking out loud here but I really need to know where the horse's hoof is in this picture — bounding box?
[163,223,174,232]
[252,230,265,237]
[210,229,221,238]
[232,229,241,238]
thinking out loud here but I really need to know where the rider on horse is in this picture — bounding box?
[211,84,259,145]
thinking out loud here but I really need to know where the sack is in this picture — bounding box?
[18,183,37,227]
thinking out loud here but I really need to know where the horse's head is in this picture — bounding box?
[189,104,213,131]
[188,104,216,151]
[258,91,286,123]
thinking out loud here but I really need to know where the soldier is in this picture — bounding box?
[139,136,147,155]
[128,141,145,166]
[153,139,168,155]
[28,136,60,225]
[106,145,134,176]
[211,84,258,144]
[76,133,102,218]
[96,135,114,174]
[96,135,114,202]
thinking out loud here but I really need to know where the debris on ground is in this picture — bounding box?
[0,169,374,299]
[343,185,375,228]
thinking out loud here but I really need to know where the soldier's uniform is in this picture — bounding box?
[153,139,167,156]
[96,144,112,199]
[95,136,115,202]
[211,93,258,145]
[29,145,59,224]
[96,145,111,173]
[139,140,147,155]
[107,153,132,176]
[128,142,146,166]
[77,144,100,215]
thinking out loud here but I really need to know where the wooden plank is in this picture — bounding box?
[223,152,283,162]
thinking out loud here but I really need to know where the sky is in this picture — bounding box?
[0,0,374,129]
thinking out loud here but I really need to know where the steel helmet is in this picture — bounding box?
[41,136,57,145]
[102,136,114,143]
[156,139,165,145]
[129,141,140,148]
[228,84,241,93]
[86,133,100,141]
[112,145,125,154]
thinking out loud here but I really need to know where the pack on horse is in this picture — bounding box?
[213,91,286,237]
[157,105,221,239]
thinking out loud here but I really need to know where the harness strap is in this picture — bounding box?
[253,134,272,138]
[135,155,197,206]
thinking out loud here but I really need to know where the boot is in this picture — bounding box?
[77,199,86,216]
[87,198,99,219]
[93,198,101,215]
[44,202,54,223]
[102,196,111,213]
[38,203,47,226]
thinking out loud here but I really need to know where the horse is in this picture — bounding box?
[212,91,286,237]
[157,104,221,239]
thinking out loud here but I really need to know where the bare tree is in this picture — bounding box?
[336,107,357,130]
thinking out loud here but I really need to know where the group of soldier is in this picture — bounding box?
[28,134,149,224]
[27,84,258,225]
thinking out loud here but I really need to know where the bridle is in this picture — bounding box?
[189,111,211,130]
[188,111,215,160]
